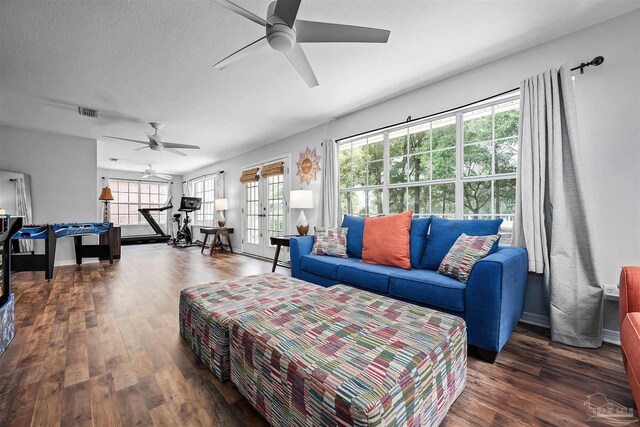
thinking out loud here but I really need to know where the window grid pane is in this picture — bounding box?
[338,93,519,245]
[109,178,169,227]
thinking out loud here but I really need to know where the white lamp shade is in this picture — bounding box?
[290,190,313,209]
[214,198,229,211]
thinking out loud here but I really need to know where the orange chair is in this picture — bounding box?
[620,266,640,407]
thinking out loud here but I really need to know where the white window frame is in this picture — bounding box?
[109,178,170,226]
[338,92,520,242]
[192,175,216,226]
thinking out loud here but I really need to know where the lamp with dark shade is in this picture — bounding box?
[99,186,114,223]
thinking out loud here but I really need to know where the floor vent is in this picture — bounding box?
[78,107,99,118]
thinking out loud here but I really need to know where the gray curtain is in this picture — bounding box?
[15,176,33,252]
[513,65,603,348]
[215,172,225,200]
[319,139,338,227]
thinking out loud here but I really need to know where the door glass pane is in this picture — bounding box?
[245,181,259,244]
[267,175,284,240]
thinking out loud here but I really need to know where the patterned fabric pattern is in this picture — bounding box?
[229,285,467,427]
[438,233,500,283]
[311,227,349,258]
[179,273,321,381]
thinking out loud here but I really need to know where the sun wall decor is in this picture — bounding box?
[296,147,321,185]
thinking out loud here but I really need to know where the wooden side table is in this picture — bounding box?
[200,227,234,255]
[269,235,298,272]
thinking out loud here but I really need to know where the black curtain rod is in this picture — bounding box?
[336,56,604,143]
[183,170,224,184]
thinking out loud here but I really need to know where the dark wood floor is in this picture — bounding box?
[0,244,634,426]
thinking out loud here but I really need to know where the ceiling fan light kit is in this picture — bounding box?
[212,0,390,87]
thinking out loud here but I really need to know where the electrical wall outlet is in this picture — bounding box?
[604,284,620,300]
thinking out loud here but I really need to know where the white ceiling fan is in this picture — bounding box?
[212,0,391,87]
[142,164,172,180]
[103,122,200,157]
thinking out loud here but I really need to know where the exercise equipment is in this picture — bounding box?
[171,197,201,248]
[11,222,114,280]
[121,198,173,245]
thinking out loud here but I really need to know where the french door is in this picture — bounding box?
[242,158,289,260]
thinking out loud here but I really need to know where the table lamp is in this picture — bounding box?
[215,198,229,227]
[290,190,313,236]
[98,186,114,223]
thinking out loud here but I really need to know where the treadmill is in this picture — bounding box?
[121,198,173,245]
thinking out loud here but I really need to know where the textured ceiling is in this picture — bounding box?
[1,0,638,175]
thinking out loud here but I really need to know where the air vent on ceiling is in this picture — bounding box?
[78,106,99,118]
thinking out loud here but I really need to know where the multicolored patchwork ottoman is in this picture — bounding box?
[179,273,322,381]
[229,285,467,427]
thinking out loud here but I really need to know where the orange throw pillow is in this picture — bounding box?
[362,211,413,269]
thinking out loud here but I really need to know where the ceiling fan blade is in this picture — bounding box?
[141,174,151,179]
[161,142,200,150]
[165,148,187,157]
[295,20,390,43]
[133,146,150,152]
[273,0,301,27]
[213,36,268,70]
[283,44,318,88]
[103,136,150,145]
[157,174,173,180]
[212,0,269,27]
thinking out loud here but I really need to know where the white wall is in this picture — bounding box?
[0,125,98,263]
[185,10,640,333]
[97,168,183,238]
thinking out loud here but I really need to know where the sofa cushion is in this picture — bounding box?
[438,233,500,283]
[311,227,348,258]
[337,258,401,294]
[420,217,503,270]
[341,215,365,258]
[410,217,431,268]
[362,210,413,269]
[300,254,352,280]
[389,269,466,312]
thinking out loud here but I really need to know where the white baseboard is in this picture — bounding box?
[520,311,620,345]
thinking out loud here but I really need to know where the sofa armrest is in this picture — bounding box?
[465,246,528,353]
[620,267,640,325]
[290,236,314,279]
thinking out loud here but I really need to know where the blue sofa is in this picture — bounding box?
[290,216,528,362]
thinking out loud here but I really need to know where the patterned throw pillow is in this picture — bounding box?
[311,227,349,258]
[438,233,500,283]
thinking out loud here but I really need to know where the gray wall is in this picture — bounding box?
[0,125,98,263]
[185,10,640,334]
